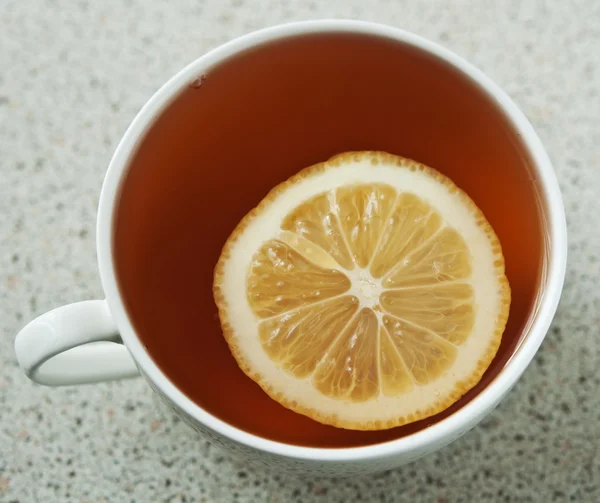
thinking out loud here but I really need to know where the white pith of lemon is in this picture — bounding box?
[214,152,510,430]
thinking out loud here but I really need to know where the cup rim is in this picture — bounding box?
[97,19,567,462]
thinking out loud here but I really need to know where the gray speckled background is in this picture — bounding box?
[1,0,599,501]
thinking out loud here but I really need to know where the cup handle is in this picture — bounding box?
[14,300,140,386]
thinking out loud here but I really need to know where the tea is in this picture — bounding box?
[114,32,544,447]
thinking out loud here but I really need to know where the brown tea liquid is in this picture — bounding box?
[114,33,544,448]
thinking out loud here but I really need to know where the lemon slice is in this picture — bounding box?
[214,152,510,430]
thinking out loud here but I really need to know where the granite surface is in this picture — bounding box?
[1,0,599,501]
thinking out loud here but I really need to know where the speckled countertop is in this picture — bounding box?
[1,0,599,501]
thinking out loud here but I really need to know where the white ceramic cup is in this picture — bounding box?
[15,20,566,475]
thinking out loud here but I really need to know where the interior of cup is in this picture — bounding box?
[112,29,548,448]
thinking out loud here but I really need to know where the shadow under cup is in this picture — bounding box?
[114,32,546,448]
